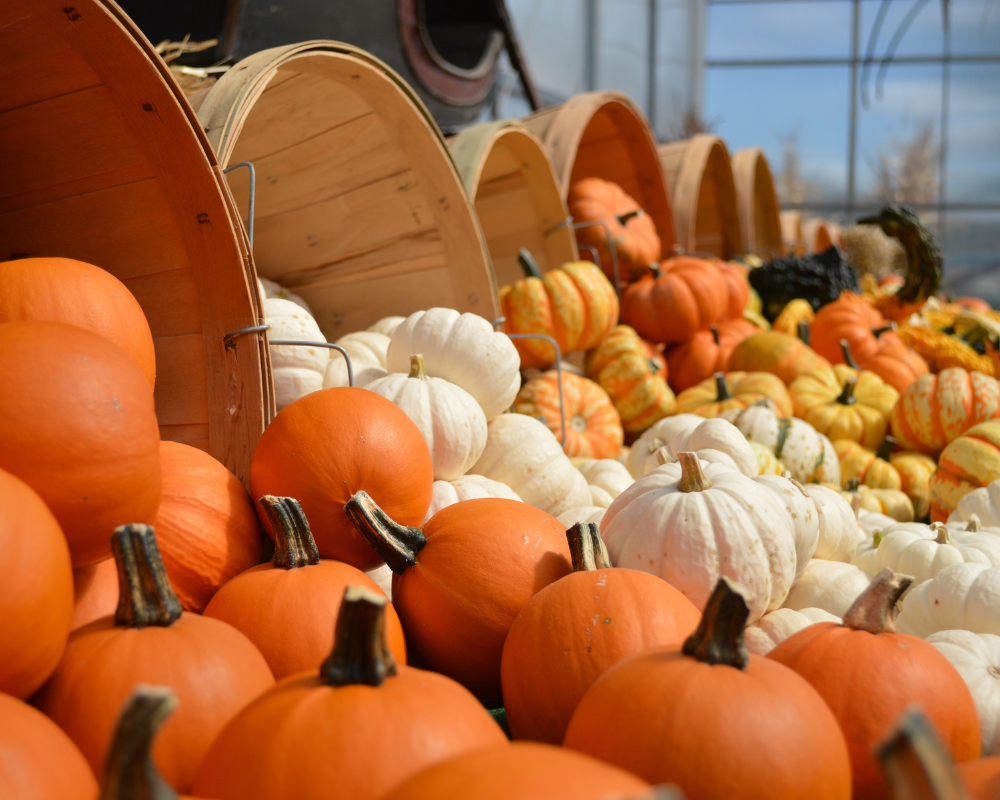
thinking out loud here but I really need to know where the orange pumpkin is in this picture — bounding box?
[194,587,507,800]
[956,297,992,313]
[501,523,700,744]
[583,325,675,435]
[564,579,852,799]
[35,525,275,793]
[513,371,623,459]
[859,334,930,393]
[346,494,572,704]
[665,318,759,392]
[70,557,118,632]
[929,420,1000,522]
[835,438,903,491]
[381,742,651,800]
[0,468,73,699]
[154,441,263,613]
[567,178,661,281]
[250,387,434,571]
[717,260,751,320]
[727,330,833,386]
[0,321,162,567]
[500,250,618,368]
[960,757,1000,799]
[0,692,98,800]
[204,496,406,679]
[620,257,729,344]
[0,257,156,388]
[769,570,981,799]
[674,370,793,417]
[890,367,1000,456]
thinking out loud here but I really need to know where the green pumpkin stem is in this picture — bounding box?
[260,496,320,570]
[677,451,712,493]
[798,320,811,345]
[711,325,720,346]
[344,491,426,575]
[714,372,731,402]
[842,568,913,634]
[517,248,543,279]
[98,686,179,800]
[876,708,970,800]
[617,209,643,225]
[650,264,663,279]
[321,585,398,688]
[846,477,861,493]
[877,436,897,463]
[873,530,885,548]
[567,522,611,572]
[682,577,750,669]
[872,324,896,338]
[112,524,182,628]
[840,339,861,370]
[836,377,858,405]
[408,354,427,380]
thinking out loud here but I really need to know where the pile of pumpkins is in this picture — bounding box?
[2,252,1000,800]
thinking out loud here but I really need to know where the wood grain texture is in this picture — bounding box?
[731,147,784,259]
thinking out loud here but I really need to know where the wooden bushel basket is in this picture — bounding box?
[522,91,676,256]
[658,134,742,259]
[448,120,577,288]
[731,147,784,259]
[197,41,500,339]
[0,0,270,485]
[781,210,805,256]
[803,217,835,253]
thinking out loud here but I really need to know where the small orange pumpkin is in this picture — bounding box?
[834,438,903,491]
[665,318,759,392]
[929,420,1000,522]
[70,557,118,632]
[891,449,937,520]
[727,329,832,386]
[513,371,623,459]
[674,370,793,418]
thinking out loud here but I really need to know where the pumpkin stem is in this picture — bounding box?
[320,585,398,688]
[877,436,897,462]
[836,377,858,405]
[344,491,426,575]
[798,320,811,345]
[846,477,861,493]
[567,522,612,571]
[876,708,971,800]
[872,324,897,338]
[408,354,427,380]
[617,209,643,225]
[260,496,320,570]
[842,568,913,634]
[517,248,544,279]
[646,436,666,455]
[967,514,981,532]
[840,339,861,370]
[873,530,885,548]
[677,452,712,492]
[655,446,676,466]
[931,522,952,546]
[112,524,182,629]
[711,325,720,346]
[714,372,731,401]
[98,685,179,800]
[681,577,750,670]
[649,264,662,279]
[789,476,813,499]
[851,492,863,519]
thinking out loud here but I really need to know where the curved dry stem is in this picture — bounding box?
[842,568,913,634]
[408,354,427,379]
[681,577,750,669]
[113,524,182,629]
[876,707,970,800]
[567,522,611,572]
[677,452,712,493]
[98,685,178,800]
[714,372,731,402]
[344,491,426,575]
[260,495,320,569]
[321,585,398,687]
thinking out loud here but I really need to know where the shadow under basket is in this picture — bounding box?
[0,0,271,486]
[522,90,676,257]
[658,133,743,260]
[198,40,500,340]
[448,119,578,289]
[731,147,785,260]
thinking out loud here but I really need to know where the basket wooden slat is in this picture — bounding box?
[731,147,784,259]
[803,217,835,253]
[198,41,499,339]
[448,120,577,289]
[781,210,805,256]
[522,91,676,255]
[0,0,270,485]
[658,134,742,259]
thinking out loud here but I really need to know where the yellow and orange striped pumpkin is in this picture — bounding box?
[891,449,937,520]
[500,251,618,368]
[834,438,902,490]
[674,371,793,418]
[929,420,1000,522]
[513,371,624,459]
[584,325,675,435]
[890,367,1000,456]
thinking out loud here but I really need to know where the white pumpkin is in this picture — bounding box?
[264,297,329,411]
[683,417,759,478]
[624,414,704,478]
[809,483,863,562]
[601,453,797,623]
[557,506,606,527]
[782,559,874,618]
[755,473,819,581]
[722,405,841,485]
[852,533,882,575]
[642,446,741,477]
[927,630,1000,755]
[421,474,522,523]
[949,480,1000,528]
[365,564,394,600]
[258,276,313,315]
[323,331,390,389]
[366,354,487,481]
[577,458,633,500]
[589,485,615,508]
[875,521,1000,585]
[368,315,406,338]
[858,509,898,536]
[746,607,842,656]
[469,414,591,517]
[897,563,1000,638]
[386,308,520,422]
